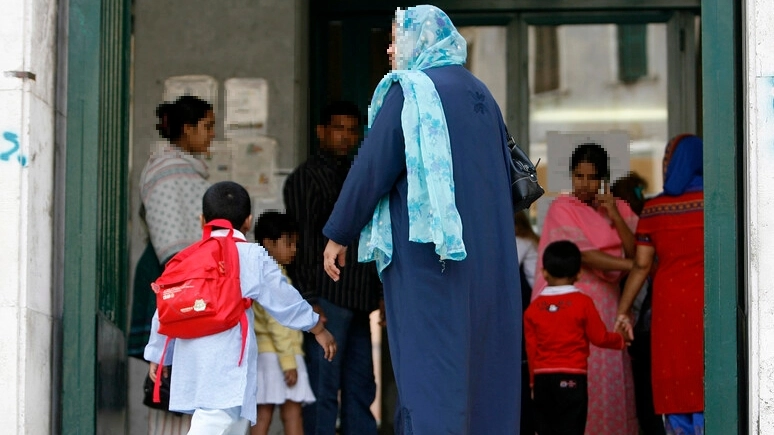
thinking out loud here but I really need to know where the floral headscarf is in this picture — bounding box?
[358,5,468,275]
[662,134,703,196]
[393,5,467,70]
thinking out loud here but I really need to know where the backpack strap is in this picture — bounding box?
[202,218,251,366]
[153,336,173,403]
[202,218,235,239]
[237,298,252,366]
[153,301,251,404]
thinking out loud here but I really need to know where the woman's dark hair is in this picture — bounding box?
[570,143,610,181]
[156,95,213,141]
[542,240,582,279]
[254,211,299,243]
[202,181,252,230]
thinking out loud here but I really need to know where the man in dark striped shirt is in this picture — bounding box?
[283,101,382,435]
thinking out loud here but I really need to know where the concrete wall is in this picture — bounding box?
[0,0,57,433]
[130,0,310,255]
[129,1,309,432]
[745,1,774,433]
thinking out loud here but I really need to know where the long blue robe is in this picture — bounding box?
[323,65,522,434]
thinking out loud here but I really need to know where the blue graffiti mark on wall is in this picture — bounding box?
[1,132,28,166]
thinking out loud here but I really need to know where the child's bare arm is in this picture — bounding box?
[148,362,170,382]
[309,319,337,361]
[284,369,298,387]
[584,298,625,350]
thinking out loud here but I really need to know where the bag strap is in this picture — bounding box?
[202,218,235,239]
[504,126,516,147]
[153,301,252,404]
[236,299,252,366]
[201,218,250,366]
[152,336,173,403]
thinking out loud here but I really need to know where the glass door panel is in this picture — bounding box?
[528,23,669,198]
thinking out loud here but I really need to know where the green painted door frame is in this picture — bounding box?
[701,1,744,433]
[57,0,743,432]
[61,0,101,430]
[61,0,131,432]
[314,1,744,434]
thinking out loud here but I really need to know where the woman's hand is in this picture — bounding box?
[614,314,635,342]
[596,182,621,220]
[323,240,347,282]
[284,369,298,387]
[597,181,636,258]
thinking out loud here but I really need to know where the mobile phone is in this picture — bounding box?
[598,179,607,195]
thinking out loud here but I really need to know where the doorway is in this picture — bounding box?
[310,1,743,434]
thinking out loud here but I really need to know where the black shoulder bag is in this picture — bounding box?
[506,129,544,212]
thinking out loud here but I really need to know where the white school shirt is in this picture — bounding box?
[144,229,319,424]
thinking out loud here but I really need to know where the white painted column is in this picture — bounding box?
[746,1,774,433]
[0,0,57,433]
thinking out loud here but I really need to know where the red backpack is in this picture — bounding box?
[149,218,252,403]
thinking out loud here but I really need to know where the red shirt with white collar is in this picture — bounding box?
[524,285,624,385]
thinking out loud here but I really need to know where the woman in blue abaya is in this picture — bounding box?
[321,5,522,434]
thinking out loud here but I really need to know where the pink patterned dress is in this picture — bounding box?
[533,194,639,435]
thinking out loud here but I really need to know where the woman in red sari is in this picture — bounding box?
[533,143,639,435]
[616,135,704,435]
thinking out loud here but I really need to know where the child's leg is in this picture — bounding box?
[279,400,304,435]
[188,407,250,435]
[532,374,554,435]
[559,374,588,435]
[533,373,588,435]
[251,404,275,435]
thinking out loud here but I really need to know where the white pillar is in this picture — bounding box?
[0,0,57,432]
[746,1,774,433]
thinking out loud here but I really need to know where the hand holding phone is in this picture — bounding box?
[596,178,617,216]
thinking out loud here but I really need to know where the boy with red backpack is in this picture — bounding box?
[144,181,336,434]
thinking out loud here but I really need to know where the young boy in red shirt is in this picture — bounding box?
[524,240,631,435]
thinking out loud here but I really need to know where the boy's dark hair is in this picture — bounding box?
[542,240,582,278]
[319,100,362,127]
[202,181,252,230]
[570,143,610,181]
[156,95,213,141]
[254,211,299,243]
